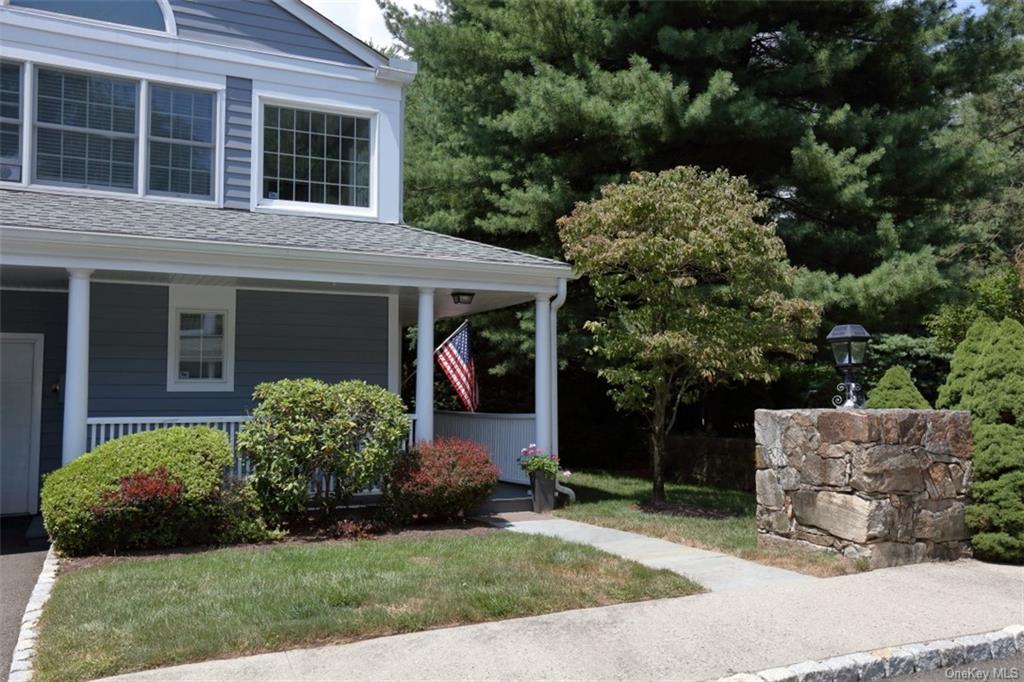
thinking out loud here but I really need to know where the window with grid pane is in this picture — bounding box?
[262,104,371,208]
[149,85,214,198]
[35,68,136,191]
[177,311,224,381]
[1,62,22,181]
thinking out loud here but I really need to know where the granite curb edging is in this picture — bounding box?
[8,548,59,682]
[720,624,1024,682]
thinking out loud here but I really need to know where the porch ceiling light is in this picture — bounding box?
[451,291,475,305]
[826,323,871,408]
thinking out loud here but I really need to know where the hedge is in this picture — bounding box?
[865,366,930,409]
[383,438,498,522]
[41,427,232,555]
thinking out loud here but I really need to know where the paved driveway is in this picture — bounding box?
[105,559,1021,682]
[1,517,48,682]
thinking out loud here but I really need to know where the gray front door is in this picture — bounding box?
[1,334,44,515]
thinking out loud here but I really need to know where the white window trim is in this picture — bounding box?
[251,93,379,220]
[166,284,235,392]
[13,60,225,206]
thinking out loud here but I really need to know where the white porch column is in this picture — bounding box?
[534,294,552,454]
[415,287,435,443]
[549,304,559,457]
[62,268,92,465]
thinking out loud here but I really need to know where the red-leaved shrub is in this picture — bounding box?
[383,438,498,522]
[90,466,211,552]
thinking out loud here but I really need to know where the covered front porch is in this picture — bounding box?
[1,251,568,515]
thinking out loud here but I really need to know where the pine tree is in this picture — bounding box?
[865,366,931,409]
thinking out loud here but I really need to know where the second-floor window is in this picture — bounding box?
[36,68,137,191]
[262,104,371,208]
[1,62,22,182]
[149,85,215,198]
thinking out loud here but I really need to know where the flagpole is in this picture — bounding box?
[434,319,469,354]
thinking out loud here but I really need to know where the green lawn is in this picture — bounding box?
[556,471,856,577]
[36,531,699,682]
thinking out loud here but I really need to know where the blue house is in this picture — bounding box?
[0,0,571,516]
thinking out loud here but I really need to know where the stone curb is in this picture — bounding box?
[7,548,59,682]
[719,625,1023,682]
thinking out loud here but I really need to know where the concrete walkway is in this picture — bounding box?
[490,516,814,591]
[104,560,1022,682]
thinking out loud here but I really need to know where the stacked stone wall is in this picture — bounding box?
[754,409,972,568]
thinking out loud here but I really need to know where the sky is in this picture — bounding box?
[304,0,988,55]
[303,0,438,52]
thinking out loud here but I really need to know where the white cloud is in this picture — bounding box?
[302,0,438,52]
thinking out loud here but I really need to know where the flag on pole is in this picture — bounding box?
[435,320,479,412]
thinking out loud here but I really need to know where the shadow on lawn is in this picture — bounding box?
[568,470,754,518]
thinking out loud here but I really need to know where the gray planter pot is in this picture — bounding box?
[530,472,556,513]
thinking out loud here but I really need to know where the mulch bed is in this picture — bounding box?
[634,501,736,519]
[59,518,498,574]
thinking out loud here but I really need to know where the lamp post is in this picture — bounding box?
[826,324,871,408]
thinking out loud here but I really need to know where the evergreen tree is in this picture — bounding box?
[385,0,1022,333]
[865,366,931,409]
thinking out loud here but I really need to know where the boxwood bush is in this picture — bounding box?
[41,426,233,555]
[237,378,408,518]
[383,438,498,522]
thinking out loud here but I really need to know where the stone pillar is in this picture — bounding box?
[62,268,93,465]
[754,409,973,568]
[414,287,434,443]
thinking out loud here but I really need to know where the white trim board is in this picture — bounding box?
[0,332,44,515]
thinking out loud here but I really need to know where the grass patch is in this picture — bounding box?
[556,470,858,577]
[35,531,699,682]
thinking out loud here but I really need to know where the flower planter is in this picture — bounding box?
[530,472,556,513]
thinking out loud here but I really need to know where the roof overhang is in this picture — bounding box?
[0,225,574,296]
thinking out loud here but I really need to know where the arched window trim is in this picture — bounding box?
[1,0,178,36]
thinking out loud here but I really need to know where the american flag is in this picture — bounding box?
[435,321,479,412]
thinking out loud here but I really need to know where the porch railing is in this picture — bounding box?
[86,415,418,479]
[85,412,532,485]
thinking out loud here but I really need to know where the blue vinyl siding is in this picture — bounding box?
[223,76,252,209]
[169,0,368,66]
[87,283,388,416]
[0,290,67,479]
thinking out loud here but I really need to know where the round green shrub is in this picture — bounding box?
[964,424,1024,563]
[383,438,498,523]
[865,366,931,409]
[237,378,408,518]
[41,427,232,556]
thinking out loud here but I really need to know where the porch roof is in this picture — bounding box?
[0,188,569,271]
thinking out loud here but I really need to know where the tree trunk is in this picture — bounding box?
[649,381,669,505]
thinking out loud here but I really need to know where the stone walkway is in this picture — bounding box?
[487,515,815,591]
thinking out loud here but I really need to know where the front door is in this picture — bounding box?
[1,334,44,515]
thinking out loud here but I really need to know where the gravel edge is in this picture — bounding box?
[720,624,1024,682]
[7,548,59,682]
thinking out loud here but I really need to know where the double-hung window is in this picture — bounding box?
[149,85,215,198]
[166,285,235,392]
[0,62,22,182]
[35,68,137,190]
[262,104,371,208]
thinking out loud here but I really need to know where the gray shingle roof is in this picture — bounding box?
[0,189,569,270]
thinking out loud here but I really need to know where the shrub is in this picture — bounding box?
[41,427,232,555]
[238,379,408,518]
[937,319,1024,564]
[964,424,1024,563]
[211,479,279,545]
[865,366,931,409]
[936,317,1024,425]
[383,438,498,522]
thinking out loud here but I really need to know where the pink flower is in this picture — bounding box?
[562,470,572,477]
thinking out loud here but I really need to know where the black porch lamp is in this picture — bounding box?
[451,291,475,305]
[826,323,871,408]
